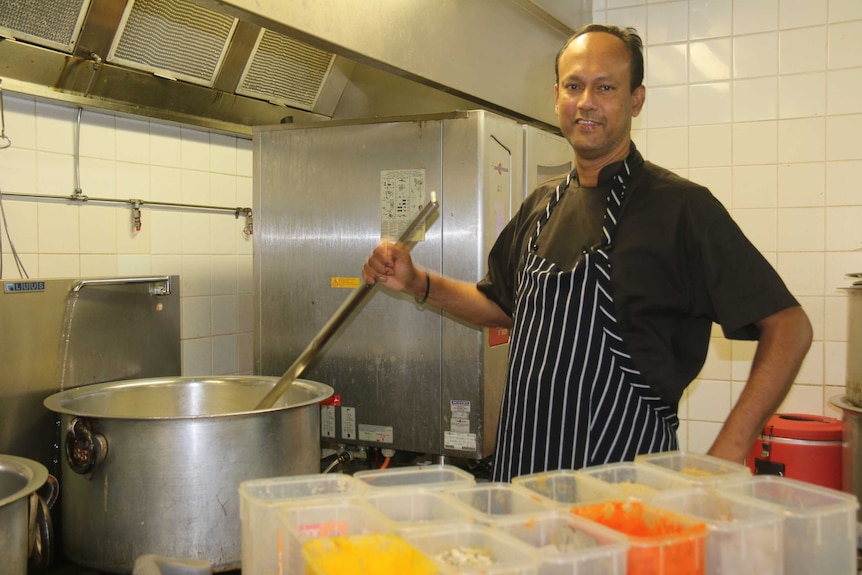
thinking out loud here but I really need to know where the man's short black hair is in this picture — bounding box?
[555,24,645,93]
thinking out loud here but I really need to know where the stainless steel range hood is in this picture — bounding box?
[0,0,587,136]
[0,0,358,133]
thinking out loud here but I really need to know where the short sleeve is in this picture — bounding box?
[686,193,798,340]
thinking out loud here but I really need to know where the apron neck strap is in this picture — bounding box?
[527,157,634,254]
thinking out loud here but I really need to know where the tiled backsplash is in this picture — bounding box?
[1,0,860,456]
[0,96,254,377]
[594,0,862,451]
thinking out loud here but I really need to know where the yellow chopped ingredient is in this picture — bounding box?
[680,467,714,477]
[303,533,436,575]
[614,481,658,498]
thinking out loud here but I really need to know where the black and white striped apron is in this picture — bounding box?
[491,160,679,482]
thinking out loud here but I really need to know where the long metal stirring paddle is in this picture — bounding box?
[255,192,440,410]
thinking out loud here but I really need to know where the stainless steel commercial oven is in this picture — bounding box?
[253,110,571,460]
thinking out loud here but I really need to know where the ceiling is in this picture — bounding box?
[0,0,590,136]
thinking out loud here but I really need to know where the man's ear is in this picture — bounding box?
[554,83,560,114]
[631,84,646,118]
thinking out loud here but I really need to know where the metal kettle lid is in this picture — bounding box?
[762,413,842,441]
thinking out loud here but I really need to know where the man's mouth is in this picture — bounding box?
[575,118,601,126]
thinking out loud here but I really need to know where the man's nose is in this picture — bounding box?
[578,87,597,110]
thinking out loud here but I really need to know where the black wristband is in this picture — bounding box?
[414,271,430,304]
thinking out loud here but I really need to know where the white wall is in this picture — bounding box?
[0,97,254,377]
[590,0,862,451]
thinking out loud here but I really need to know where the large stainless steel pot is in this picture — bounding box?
[829,395,862,527]
[846,284,862,405]
[43,376,333,573]
[0,454,50,574]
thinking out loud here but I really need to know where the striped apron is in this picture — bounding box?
[491,160,679,482]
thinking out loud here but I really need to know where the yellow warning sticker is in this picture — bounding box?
[331,277,361,289]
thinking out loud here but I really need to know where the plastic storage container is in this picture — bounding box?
[239,473,367,575]
[650,487,784,575]
[512,469,623,508]
[279,498,394,575]
[445,483,555,526]
[717,475,859,575]
[132,555,213,575]
[635,451,751,485]
[494,511,629,575]
[570,499,707,575]
[302,533,437,575]
[353,464,475,491]
[365,488,475,531]
[402,522,541,574]
[577,462,695,500]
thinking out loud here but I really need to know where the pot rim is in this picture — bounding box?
[829,394,862,413]
[42,375,334,420]
[0,454,48,508]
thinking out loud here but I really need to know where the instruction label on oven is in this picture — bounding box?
[380,169,426,242]
[446,399,475,450]
[444,431,477,451]
[449,399,471,433]
[358,424,394,444]
[320,405,336,438]
[341,406,356,440]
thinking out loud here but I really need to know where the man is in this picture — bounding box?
[363,24,812,481]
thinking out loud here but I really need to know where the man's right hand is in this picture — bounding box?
[362,241,425,296]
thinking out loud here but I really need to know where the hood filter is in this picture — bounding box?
[0,0,90,52]
[237,29,334,111]
[108,0,237,86]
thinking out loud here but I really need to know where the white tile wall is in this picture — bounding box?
[0,95,254,376]
[594,0,862,454]
[690,0,732,40]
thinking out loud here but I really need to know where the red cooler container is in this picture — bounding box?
[746,413,843,490]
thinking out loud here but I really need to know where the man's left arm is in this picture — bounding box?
[707,305,813,464]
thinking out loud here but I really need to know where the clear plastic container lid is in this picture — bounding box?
[353,464,476,491]
[512,468,623,507]
[280,497,394,540]
[577,461,695,499]
[715,475,858,517]
[240,473,367,507]
[443,482,555,526]
[366,489,476,530]
[635,451,751,485]
[650,486,784,529]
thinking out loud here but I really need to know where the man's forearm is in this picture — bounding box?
[417,270,513,329]
[707,305,813,463]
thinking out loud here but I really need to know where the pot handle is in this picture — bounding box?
[28,492,54,569]
[65,417,108,475]
[40,474,59,509]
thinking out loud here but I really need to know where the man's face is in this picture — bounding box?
[554,32,645,167]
